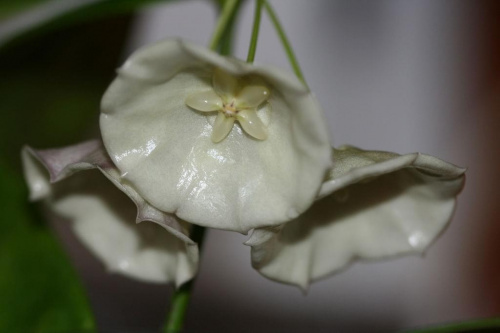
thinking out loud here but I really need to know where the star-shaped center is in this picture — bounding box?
[186,69,270,143]
[222,101,237,116]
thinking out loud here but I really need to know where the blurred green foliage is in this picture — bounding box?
[0,0,176,49]
[0,163,96,332]
[405,318,500,333]
[0,5,134,331]
[0,0,47,19]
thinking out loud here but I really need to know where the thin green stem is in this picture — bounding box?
[218,0,242,56]
[263,0,307,86]
[209,0,240,51]
[164,282,193,333]
[164,226,206,333]
[246,0,264,63]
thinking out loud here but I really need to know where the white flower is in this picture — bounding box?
[21,39,331,285]
[100,39,332,233]
[246,146,466,290]
[22,39,465,288]
[22,141,198,287]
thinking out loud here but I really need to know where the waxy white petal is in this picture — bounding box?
[247,146,465,290]
[100,39,331,233]
[237,109,268,140]
[213,68,239,100]
[22,141,198,287]
[185,90,222,112]
[236,85,270,109]
[212,113,235,143]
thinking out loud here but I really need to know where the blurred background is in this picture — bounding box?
[1,0,499,332]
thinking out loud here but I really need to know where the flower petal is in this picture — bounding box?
[237,109,267,140]
[235,85,270,109]
[212,113,235,143]
[185,90,222,112]
[246,146,465,290]
[100,39,331,233]
[22,141,198,286]
[213,68,239,100]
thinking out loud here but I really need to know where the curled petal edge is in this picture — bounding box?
[246,146,466,290]
[319,145,466,199]
[22,140,198,287]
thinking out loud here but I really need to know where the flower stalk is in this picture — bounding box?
[208,0,240,51]
[164,224,206,333]
[263,0,307,86]
[218,0,242,55]
[246,0,264,63]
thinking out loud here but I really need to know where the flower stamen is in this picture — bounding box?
[223,101,238,116]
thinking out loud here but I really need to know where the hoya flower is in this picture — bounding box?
[246,146,466,290]
[21,38,331,285]
[21,38,465,290]
[100,39,332,233]
[22,141,198,287]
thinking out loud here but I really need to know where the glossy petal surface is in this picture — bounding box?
[236,85,270,109]
[237,109,267,140]
[22,141,198,286]
[212,113,235,143]
[246,146,466,289]
[185,90,222,112]
[100,39,331,233]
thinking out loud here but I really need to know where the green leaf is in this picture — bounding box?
[0,162,96,332]
[405,318,500,333]
[0,13,132,332]
[0,0,176,50]
[0,0,48,19]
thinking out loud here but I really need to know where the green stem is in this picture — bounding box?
[164,225,206,333]
[246,0,264,63]
[208,0,240,51]
[218,0,242,56]
[263,0,307,86]
[164,281,194,333]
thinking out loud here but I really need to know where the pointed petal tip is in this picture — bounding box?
[210,133,224,143]
[211,113,234,142]
[237,109,268,140]
[243,237,256,247]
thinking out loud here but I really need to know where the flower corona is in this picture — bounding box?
[186,69,270,142]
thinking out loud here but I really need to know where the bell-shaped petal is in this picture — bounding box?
[22,141,198,287]
[246,146,466,290]
[185,90,222,112]
[100,39,331,233]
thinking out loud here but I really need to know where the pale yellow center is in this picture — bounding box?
[185,68,271,143]
[222,101,238,117]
